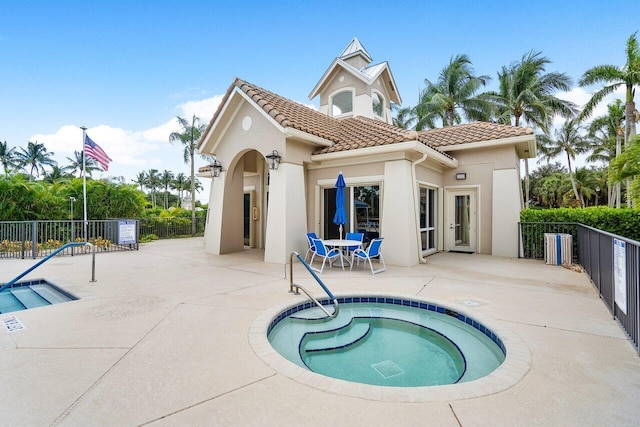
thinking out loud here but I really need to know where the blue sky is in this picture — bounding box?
[1,1,637,202]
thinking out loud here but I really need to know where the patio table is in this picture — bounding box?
[323,239,362,270]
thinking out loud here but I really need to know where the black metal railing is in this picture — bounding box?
[0,220,139,259]
[520,221,640,355]
[137,217,205,239]
[518,222,578,261]
[577,224,640,355]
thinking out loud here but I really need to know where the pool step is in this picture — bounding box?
[303,321,371,352]
[10,287,50,310]
[0,292,26,314]
[29,284,70,304]
[290,305,336,321]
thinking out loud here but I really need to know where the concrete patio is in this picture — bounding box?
[1,237,639,426]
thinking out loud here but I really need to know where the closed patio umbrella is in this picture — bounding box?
[333,172,347,239]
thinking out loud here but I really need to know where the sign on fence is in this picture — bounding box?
[614,238,627,315]
[118,220,137,245]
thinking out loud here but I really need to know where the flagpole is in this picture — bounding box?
[81,126,88,242]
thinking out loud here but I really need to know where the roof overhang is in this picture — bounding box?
[284,127,333,147]
[198,86,286,155]
[311,141,458,168]
[439,134,537,159]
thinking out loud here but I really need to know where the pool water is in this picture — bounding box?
[0,279,76,314]
[268,298,505,387]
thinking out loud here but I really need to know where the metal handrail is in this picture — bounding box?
[289,251,339,319]
[0,242,96,292]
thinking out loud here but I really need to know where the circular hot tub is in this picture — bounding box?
[250,293,531,402]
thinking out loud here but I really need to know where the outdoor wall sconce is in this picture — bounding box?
[266,150,281,170]
[209,159,223,178]
[455,172,467,180]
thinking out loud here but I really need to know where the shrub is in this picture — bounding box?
[521,207,640,241]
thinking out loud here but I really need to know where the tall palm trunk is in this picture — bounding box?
[190,149,196,236]
[515,115,531,208]
[625,96,636,208]
[615,132,622,208]
[566,153,581,207]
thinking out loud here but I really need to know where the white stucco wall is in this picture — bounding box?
[491,168,521,257]
[264,162,308,264]
[381,159,419,267]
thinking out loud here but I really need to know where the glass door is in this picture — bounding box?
[419,187,437,254]
[446,189,477,252]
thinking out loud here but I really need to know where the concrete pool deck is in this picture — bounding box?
[1,237,639,426]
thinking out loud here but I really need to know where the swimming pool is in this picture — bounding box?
[0,279,77,314]
[250,292,531,402]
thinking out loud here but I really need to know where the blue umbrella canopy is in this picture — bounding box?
[333,172,347,238]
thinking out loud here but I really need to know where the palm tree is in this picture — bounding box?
[169,115,206,235]
[485,50,577,207]
[15,141,57,178]
[391,104,417,129]
[132,171,148,193]
[537,118,590,207]
[528,162,566,207]
[579,32,640,143]
[572,167,599,207]
[580,32,640,207]
[172,172,189,207]
[66,151,100,178]
[0,141,19,174]
[43,165,72,184]
[609,135,640,206]
[536,172,567,208]
[160,169,174,209]
[415,54,492,129]
[586,100,625,206]
[146,169,160,208]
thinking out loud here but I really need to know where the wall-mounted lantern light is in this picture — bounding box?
[455,172,467,180]
[209,159,223,178]
[266,150,281,170]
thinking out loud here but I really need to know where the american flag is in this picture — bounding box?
[84,134,112,171]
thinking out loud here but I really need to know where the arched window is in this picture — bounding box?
[331,90,353,117]
[372,92,384,118]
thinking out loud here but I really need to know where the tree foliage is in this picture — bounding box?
[0,175,147,221]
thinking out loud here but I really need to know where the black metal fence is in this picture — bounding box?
[137,217,205,239]
[518,222,578,261]
[0,220,139,259]
[520,221,640,355]
[577,224,640,356]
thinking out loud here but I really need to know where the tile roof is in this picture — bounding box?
[202,78,534,161]
[234,78,342,142]
[418,122,534,148]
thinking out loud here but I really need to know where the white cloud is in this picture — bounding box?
[176,95,224,122]
[550,86,627,131]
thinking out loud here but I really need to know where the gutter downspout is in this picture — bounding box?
[411,152,429,264]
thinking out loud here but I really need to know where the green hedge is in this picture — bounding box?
[521,207,640,241]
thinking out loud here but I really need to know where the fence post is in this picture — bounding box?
[31,221,37,259]
[71,220,75,256]
[20,222,26,259]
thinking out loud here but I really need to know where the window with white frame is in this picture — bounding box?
[419,186,437,253]
[331,90,353,117]
[372,91,384,118]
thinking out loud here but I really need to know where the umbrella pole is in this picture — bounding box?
[339,224,343,240]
